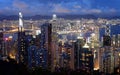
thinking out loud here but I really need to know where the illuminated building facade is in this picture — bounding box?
[80,44,93,72]
[100,47,114,74]
[111,34,120,48]
[0,32,3,56]
[103,35,111,46]
[28,45,37,69]
[72,37,85,70]
[50,15,60,70]
[36,23,52,69]
[99,24,115,74]
[18,12,28,65]
[18,31,27,64]
[114,49,120,70]
[59,42,71,68]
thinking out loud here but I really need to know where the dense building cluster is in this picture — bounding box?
[0,12,120,75]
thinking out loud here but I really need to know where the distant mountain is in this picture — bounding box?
[0,15,51,21]
[111,16,120,19]
[59,14,97,19]
[0,15,19,21]
[0,14,120,21]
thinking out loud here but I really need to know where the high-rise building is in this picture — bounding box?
[114,49,120,69]
[59,42,71,68]
[99,24,115,74]
[36,23,52,69]
[80,43,94,72]
[28,45,37,69]
[18,12,27,64]
[118,34,120,47]
[72,37,93,72]
[72,37,85,70]
[99,47,114,74]
[103,35,111,46]
[18,31,27,63]
[0,32,3,56]
[111,34,120,48]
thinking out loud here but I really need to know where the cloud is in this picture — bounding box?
[33,0,75,4]
[81,9,102,14]
[13,0,28,9]
[52,4,71,13]
[109,8,116,13]
[0,0,120,15]
[90,9,102,13]
[74,5,81,8]
[0,6,18,15]
[0,10,3,14]
[81,0,92,8]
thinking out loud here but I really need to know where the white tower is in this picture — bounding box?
[52,14,57,21]
[19,12,23,28]
[105,22,111,36]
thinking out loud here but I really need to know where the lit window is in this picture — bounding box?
[86,54,89,56]
[82,53,85,56]
[86,58,89,61]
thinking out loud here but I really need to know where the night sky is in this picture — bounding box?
[0,0,120,16]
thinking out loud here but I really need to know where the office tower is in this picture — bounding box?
[70,41,75,70]
[72,37,93,72]
[0,32,3,56]
[103,35,111,46]
[99,47,114,74]
[60,49,69,68]
[72,37,85,70]
[50,14,57,32]
[90,32,99,70]
[80,43,93,73]
[114,50,120,71]
[50,14,60,70]
[103,50,114,74]
[25,34,38,69]
[59,42,71,68]
[100,24,115,74]
[111,34,120,48]
[111,35,116,47]
[18,12,27,64]
[118,34,120,47]
[28,45,37,69]
[35,34,41,48]
[4,37,12,57]
[25,35,35,46]
[103,24,111,46]
[36,23,52,69]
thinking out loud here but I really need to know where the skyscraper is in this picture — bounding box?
[99,24,115,74]
[0,32,3,56]
[80,43,93,73]
[100,47,114,74]
[28,45,37,69]
[18,12,27,64]
[36,23,52,69]
[72,37,85,70]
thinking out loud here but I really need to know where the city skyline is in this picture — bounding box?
[0,0,120,16]
[0,1,120,74]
